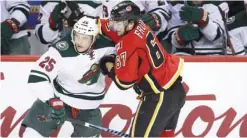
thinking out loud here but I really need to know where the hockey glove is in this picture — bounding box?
[1,18,20,54]
[47,98,66,126]
[141,13,161,31]
[62,1,84,27]
[99,55,115,76]
[179,6,209,28]
[49,2,66,31]
[175,25,200,45]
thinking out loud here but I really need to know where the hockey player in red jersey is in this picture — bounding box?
[99,1,186,137]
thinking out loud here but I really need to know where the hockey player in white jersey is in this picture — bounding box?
[21,16,115,137]
[227,0,247,53]
[35,1,102,45]
[166,1,244,55]
[101,0,171,38]
[1,0,30,54]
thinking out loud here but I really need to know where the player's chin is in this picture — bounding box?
[116,31,124,37]
[76,46,87,53]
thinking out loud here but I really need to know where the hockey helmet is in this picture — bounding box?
[110,1,141,21]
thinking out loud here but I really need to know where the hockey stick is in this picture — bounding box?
[67,118,130,137]
[218,3,236,56]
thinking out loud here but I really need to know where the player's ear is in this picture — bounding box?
[126,20,135,31]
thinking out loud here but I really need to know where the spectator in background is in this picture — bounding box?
[34,1,102,46]
[101,0,172,49]
[217,2,246,55]
[1,0,31,55]
[226,1,246,17]
[165,1,244,55]
[226,0,247,54]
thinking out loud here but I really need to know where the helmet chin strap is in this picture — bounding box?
[83,37,96,54]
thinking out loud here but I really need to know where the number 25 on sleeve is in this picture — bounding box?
[39,56,56,72]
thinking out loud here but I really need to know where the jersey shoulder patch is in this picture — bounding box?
[52,34,79,57]
[227,11,247,31]
[227,16,235,24]
[56,41,69,51]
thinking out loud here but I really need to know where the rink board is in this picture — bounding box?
[1,56,247,137]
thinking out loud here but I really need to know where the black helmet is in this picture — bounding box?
[110,1,141,21]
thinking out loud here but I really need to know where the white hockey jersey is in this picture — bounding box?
[101,0,170,35]
[168,3,227,55]
[28,34,115,109]
[226,34,246,55]
[0,0,30,39]
[35,1,102,44]
[227,11,247,54]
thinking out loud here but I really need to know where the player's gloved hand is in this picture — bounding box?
[99,55,115,76]
[179,6,209,28]
[141,13,161,31]
[47,98,66,126]
[49,2,66,31]
[175,24,200,45]
[1,18,20,54]
[62,1,84,27]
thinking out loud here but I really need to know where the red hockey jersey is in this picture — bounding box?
[100,19,184,94]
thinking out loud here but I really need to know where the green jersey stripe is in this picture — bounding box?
[30,70,51,83]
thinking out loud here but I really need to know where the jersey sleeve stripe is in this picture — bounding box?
[30,70,51,83]
[212,21,224,41]
[138,58,184,94]
[114,76,135,89]
[159,11,171,22]
[53,80,105,100]
[54,80,105,96]
[12,7,30,20]
[29,72,49,81]
[28,75,48,83]
[149,8,171,21]
[8,4,30,12]
[36,25,50,44]
[163,58,184,90]
[108,68,135,90]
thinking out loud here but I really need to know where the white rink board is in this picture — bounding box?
[1,58,247,137]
